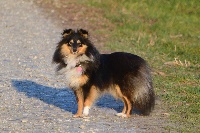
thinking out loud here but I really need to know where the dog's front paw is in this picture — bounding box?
[73,113,82,118]
[83,106,90,116]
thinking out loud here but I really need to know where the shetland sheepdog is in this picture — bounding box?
[52,29,155,118]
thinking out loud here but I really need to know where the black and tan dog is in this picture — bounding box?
[53,29,155,118]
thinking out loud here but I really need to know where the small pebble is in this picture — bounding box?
[21,119,28,123]
[79,125,85,129]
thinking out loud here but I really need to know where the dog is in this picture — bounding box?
[52,29,155,118]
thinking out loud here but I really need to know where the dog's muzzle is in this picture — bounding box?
[72,47,78,54]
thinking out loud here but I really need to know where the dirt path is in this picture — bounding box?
[0,0,169,132]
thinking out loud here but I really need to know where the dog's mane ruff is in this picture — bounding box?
[52,39,68,67]
[85,40,100,71]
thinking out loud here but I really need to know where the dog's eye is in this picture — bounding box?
[68,42,72,46]
[78,43,82,47]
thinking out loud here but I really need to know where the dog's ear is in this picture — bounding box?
[62,29,74,38]
[78,29,88,38]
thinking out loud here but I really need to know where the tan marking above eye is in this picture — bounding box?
[70,40,74,43]
[77,40,81,43]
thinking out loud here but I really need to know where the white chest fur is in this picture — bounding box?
[62,54,92,89]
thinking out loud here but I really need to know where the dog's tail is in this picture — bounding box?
[132,66,155,115]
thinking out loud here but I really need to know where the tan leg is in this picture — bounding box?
[115,85,132,118]
[83,86,99,116]
[121,97,127,114]
[73,89,84,118]
[116,97,128,117]
[123,96,132,117]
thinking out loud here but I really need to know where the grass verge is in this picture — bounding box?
[83,0,200,132]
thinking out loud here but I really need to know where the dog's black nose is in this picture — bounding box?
[72,48,77,54]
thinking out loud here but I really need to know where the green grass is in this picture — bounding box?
[83,0,200,132]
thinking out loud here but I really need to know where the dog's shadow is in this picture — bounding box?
[12,80,124,114]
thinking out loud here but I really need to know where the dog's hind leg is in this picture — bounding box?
[116,96,132,118]
[121,98,127,114]
[83,86,99,117]
[115,85,132,118]
[123,96,132,117]
[73,89,84,118]
[116,97,128,117]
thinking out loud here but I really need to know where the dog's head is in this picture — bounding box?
[53,29,100,71]
[61,29,89,55]
[53,29,89,63]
